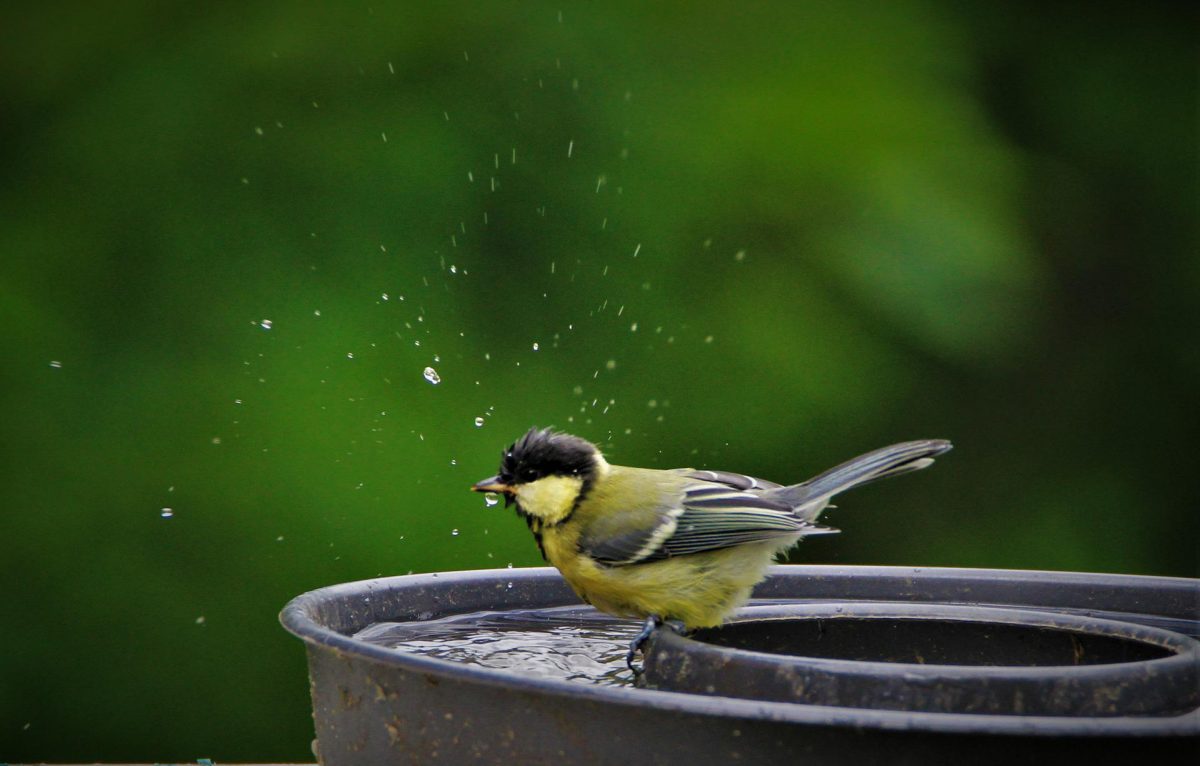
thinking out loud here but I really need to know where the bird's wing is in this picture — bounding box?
[673,468,784,491]
[581,482,834,567]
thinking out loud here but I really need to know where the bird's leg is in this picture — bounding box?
[626,614,663,675]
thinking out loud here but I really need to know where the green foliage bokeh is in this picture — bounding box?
[1,1,1195,761]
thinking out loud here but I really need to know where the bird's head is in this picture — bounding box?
[471,427,607,524]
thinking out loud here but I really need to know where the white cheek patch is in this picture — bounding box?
[515,476,585,523]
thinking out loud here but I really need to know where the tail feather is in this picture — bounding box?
[766,439,951,521]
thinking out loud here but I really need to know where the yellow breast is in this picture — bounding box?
[540,524,791,628]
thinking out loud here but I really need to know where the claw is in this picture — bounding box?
[626,615,663,676]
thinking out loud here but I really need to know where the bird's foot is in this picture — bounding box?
[626,614,663,676]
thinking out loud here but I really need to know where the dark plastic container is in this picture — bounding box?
[280,566,1200,765]
[642,602,1200,715]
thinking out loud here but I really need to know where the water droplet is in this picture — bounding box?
[451,529,460,537]
[313,309,322,317]
[48,360,63,368]
[195,616,206,625]
[450,459,457,466]
[259,319,273,330]
[532,342,540,351]
[630,322,638,332]
[423,366,441,385]
[605,359,616,370]
[474,417,485,427]
[381,293,389,301]
[704,335,714,344]
[160,508,174,518]
[484,493,500,507]
[346,352,355,359]
[734,249,747,262]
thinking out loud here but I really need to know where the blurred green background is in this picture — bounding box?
[1,0,1195,761]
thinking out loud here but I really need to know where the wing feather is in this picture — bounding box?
[675,469,784,491]
[582,482,831,566]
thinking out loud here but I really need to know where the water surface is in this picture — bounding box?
[355,604,643,686]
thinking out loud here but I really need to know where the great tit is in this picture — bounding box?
[472,428,951,670]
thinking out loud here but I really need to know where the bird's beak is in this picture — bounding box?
[471,476,512,495]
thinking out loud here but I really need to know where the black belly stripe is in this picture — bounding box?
[516,504,550,561]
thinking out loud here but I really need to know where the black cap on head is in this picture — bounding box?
[498,428,598,485]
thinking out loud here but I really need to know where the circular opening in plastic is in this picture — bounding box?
[694,615,1175,667]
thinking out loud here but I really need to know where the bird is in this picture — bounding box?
[471,427,951,671]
